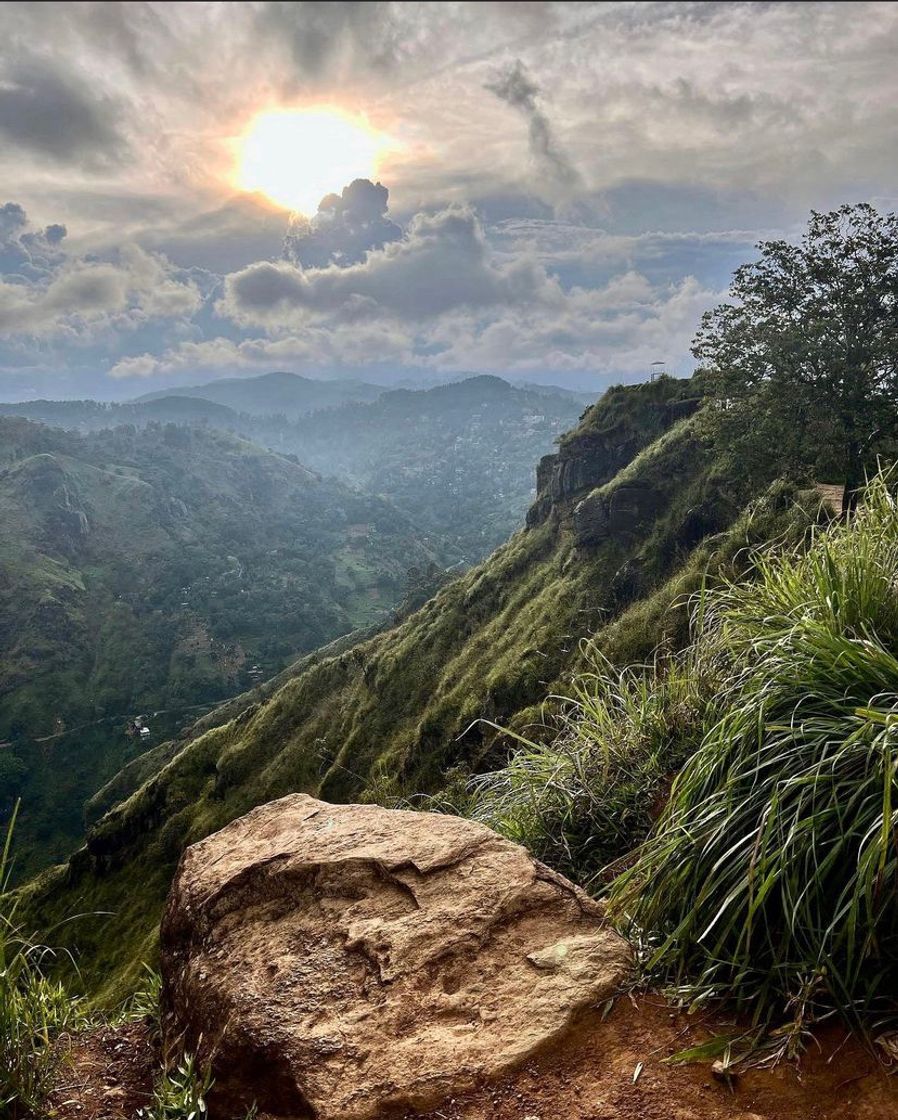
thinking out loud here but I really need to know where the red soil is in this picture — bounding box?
[46,997,898,1120]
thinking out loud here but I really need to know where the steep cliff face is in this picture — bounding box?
[526,379,701,527]
[22,375,805,999]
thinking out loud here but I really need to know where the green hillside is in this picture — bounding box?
[0,418,432,876]
[0,375,584,566]
[18,374,824,1001]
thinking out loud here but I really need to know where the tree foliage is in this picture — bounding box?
[695,203,898,495]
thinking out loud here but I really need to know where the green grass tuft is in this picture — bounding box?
[468,642,713,881]
[0,803,87,1117]
[609,471,898,1037]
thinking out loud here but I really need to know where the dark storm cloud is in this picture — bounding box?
[486,60,582,194]
[0,60,124,165]
[283,179,402,268]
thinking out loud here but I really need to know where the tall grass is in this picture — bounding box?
[468,640,715,882]
[610,473,898,1036]
[0,802,86,1117]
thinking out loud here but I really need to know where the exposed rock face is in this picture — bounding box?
[574,484,665,546]
[161,794,630,1120]
[526,388,701,528]
[526,437,637,527]
[572,490,610,545]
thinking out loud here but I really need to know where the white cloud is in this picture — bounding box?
[1,1,897,393]
[109,324,414,379]
[218,206,555,326]
[0,232,201,339]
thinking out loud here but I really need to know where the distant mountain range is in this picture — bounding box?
[0,373,587,564]
[134,370,385,417]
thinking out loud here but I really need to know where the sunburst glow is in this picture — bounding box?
[237,107,388,216]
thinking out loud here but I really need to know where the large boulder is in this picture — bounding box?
[161,794,630,1120]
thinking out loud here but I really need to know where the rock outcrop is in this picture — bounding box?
[525,384,700,528]
[573,483,666,547]
[161,795,630,1120]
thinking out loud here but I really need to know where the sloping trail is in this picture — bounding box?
[46,1022,155,1120]
[47,997,898,1120]
[409,997,897,1120]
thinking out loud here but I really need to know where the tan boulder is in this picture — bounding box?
[160,794,630,1119]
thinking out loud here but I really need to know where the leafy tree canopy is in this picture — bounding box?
[695,203,898,495]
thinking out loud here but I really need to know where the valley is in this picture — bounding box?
[0,418,432,876]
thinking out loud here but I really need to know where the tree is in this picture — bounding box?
[694,204,898,499]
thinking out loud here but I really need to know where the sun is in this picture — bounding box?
[237,107,389,216]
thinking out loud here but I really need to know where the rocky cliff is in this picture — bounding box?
[526,379,700,527]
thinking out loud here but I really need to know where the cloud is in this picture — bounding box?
[486,59,582,198]
[221,206,551,324]
[0,205,201,338]
[283,179,402,268]
[0,201,67,280]
[0,60,124,166]
[258,1,405,80]
[109,322,414,379]
[3,1,898,394]
[204,198,720,383]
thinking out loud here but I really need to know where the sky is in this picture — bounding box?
[1,0,897,400]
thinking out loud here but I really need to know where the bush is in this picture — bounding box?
[468,640,714,882]
[0,803,87,1117]
[610,472,898,1038]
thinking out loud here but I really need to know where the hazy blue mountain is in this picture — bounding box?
[134,370,385,417]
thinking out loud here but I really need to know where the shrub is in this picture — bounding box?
[138,1053,214,1120]
[610,472,898,1038]
[0,803,87,1117]
[468,640,714,882]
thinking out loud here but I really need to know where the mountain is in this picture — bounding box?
[19,375,824,1000]
[0,417,432,877]
[268,375,583,562]
[1,376,585,565]
[0,395,242,433]
[513,379,596,404]
[134,370,385,417]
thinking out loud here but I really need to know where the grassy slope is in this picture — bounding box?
[20,377,815,1001]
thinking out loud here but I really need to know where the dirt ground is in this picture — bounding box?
[45,1021,156,1119]
[410,996,898,1120]
[46,997,898,1120]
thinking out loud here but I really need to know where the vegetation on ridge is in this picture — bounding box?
[608,473,898,1039]
[698,203,898,497]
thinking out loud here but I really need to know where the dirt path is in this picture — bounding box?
[411,997,897,1120]
[46,1022,156,1120]
[47,998,898,1120]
